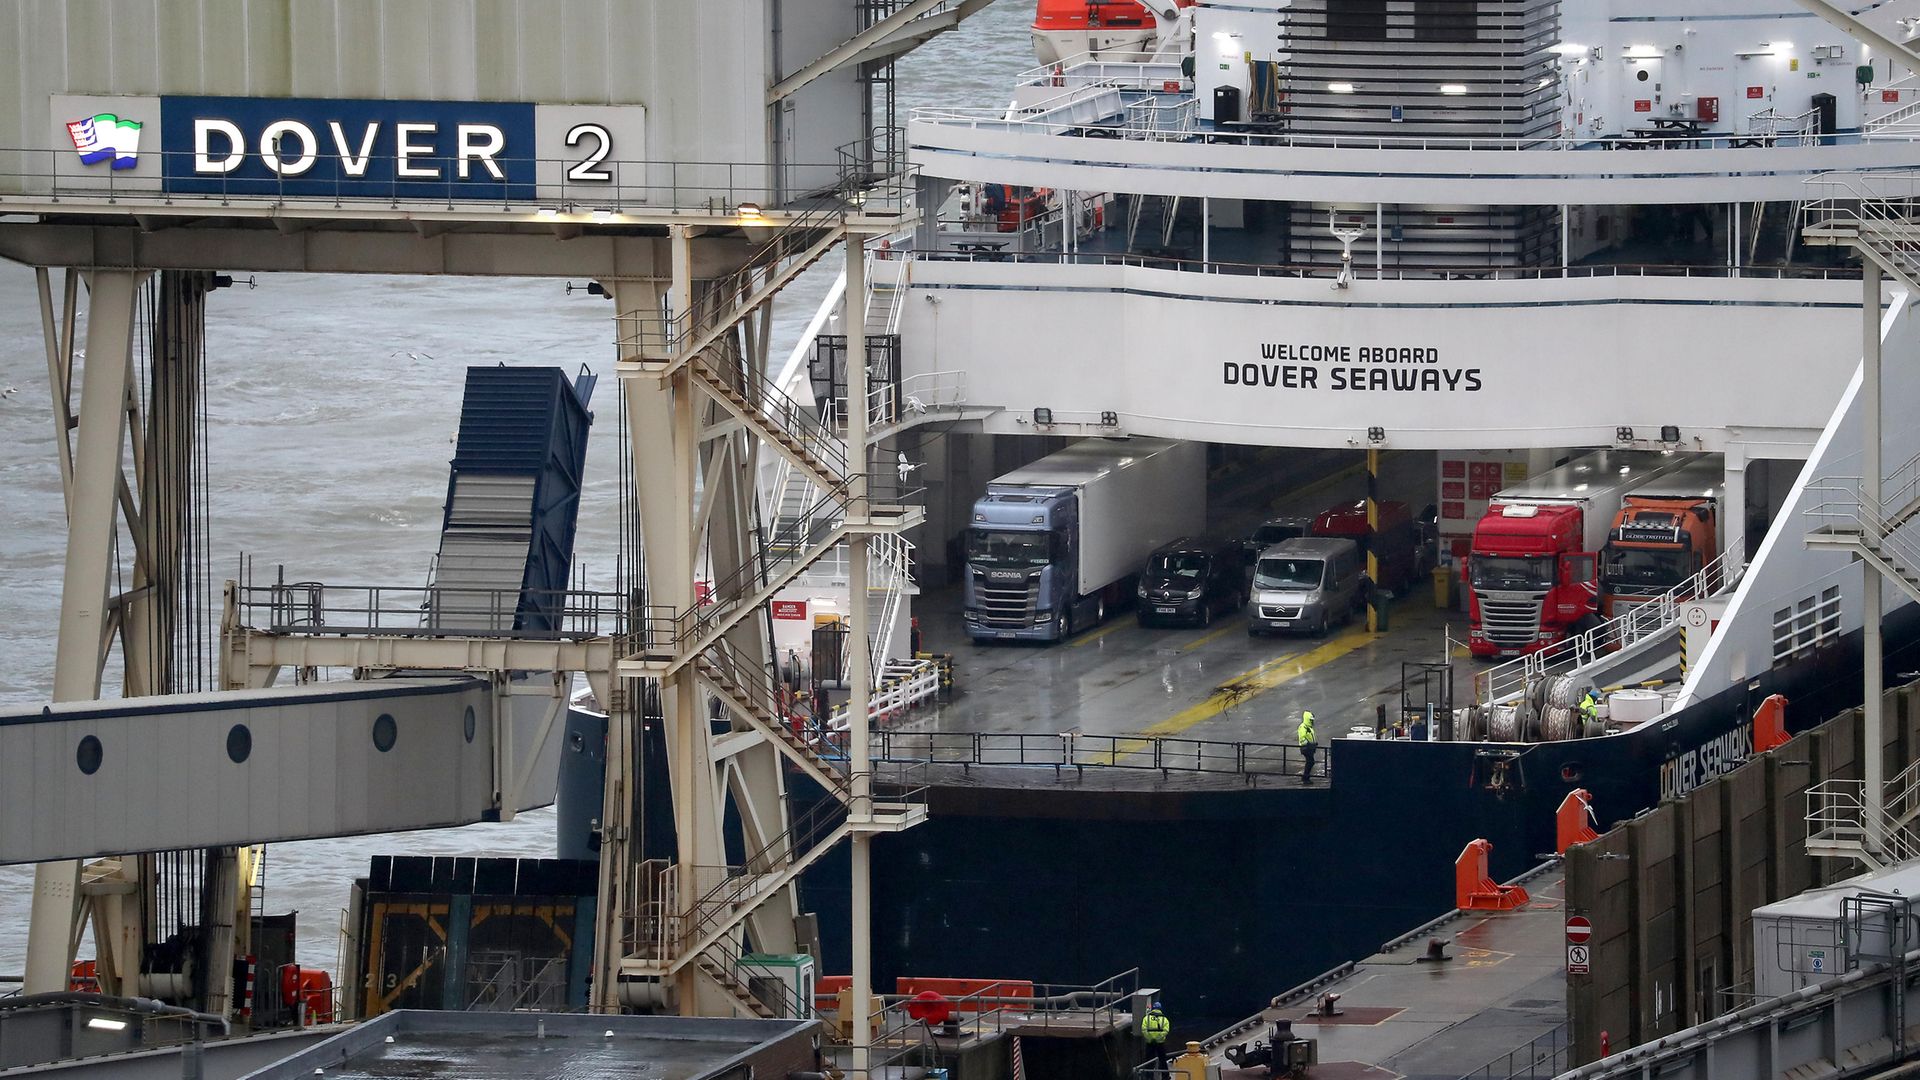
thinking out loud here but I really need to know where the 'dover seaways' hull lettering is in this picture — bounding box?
[1661,724,1754,801]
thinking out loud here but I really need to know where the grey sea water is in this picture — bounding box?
[0,1,1035,977]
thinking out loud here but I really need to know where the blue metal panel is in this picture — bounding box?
[157,96,537,200]
[439,366,594,635]
[441,894,473,1011]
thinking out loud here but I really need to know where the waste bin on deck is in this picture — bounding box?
[1371,593,1391,632]
[1433,566,1455,609]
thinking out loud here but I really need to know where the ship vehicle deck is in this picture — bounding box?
[1206,866,1571,1080]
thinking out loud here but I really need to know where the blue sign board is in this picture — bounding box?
[159,96,537,200]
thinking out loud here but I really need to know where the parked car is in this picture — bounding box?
[1136,537,1246,628]
[1248,537,1365,636]
[1239,516,1312,565]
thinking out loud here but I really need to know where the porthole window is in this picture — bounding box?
[227,724,253,764]
[372,713,398,753]
[76,735,103,776]
[1636,69,1650,82]
[463,705,476,744]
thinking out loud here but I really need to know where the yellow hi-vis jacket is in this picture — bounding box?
[1143,1010,1170,1043]
[1298,714,1316,746]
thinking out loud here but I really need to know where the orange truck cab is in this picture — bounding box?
[1600,458,1724,618]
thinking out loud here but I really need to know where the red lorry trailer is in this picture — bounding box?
[1467,451,1703,659]
[1310,499,1427,597]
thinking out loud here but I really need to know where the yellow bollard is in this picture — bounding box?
[1171,1041,1209,1080]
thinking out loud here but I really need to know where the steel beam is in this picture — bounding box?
[26,270,146,994]
[846,235,875,1076]
[1864,258,1886,855]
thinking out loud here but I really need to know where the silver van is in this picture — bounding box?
[1248,537,1364,637]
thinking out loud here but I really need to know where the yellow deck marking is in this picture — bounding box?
[1068,621,1131,648]
[1092,624,1376,763]
[1179,617,1247,653]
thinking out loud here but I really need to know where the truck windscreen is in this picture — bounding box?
[1255,558,1324,590]
[968,529,1053,568]
[1473,556,1554,591]
[1604,548,1689,588]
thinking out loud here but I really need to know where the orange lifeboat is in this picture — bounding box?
[1030,0,1196,66]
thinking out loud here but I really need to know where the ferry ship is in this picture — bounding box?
[5,0,1920,1074]
[779,0,1920,1029]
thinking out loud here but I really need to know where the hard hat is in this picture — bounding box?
[1153,1001,1164,1010]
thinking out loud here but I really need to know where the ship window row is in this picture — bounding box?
[1316,1,1484,43]
[1772,587,1842,662]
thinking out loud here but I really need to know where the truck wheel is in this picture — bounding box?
[1247,625,1262,638]
[1570,613,1604,639]
[1096,596,1107,625]
[1055,612,1071,640]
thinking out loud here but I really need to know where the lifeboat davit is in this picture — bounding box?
[1031,0,1195,67]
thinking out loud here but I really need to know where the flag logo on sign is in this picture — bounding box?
[67,113,143,169]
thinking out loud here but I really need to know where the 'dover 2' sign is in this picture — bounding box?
[51,94,645,202]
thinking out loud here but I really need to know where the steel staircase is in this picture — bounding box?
[1803,170,1920,294]
[692,636,856,795]
[694,351,849,495]
[663,481,922,679]
[612,171,931,1008]
[1805,478,1920,609]
[621,763,927,986]
[1802,476,1920,867]
[619,205,850,382]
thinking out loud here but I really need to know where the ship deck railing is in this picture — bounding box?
[1457,1018,1572,1080]
[870,730,1319,782]
[864,966,1143,1071]
[908,244,1864,283]
[911,103,1894,152]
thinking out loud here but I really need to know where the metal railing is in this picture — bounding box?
[616,197,854,361]
[1803,169,1920,285]
[1807,778,1920,865]
[1804,477,1920,594]
[696,345,851,479]
[867,967,1142,1072]
[1015,55,1187,93]
[915,244,1863,282]
[696,931,810,1020]
[1125,95,1198,139]
[648,762,930,967]
[870,730,1317,780]
[0,145,866,215]
[1457,1020,1570,1080]
[1869,96,1920,139]
[1750,107,1821,147]
[825,655,942,734]
[233,580,641,641]
[1474,549,1736,710]
[911,105,1891,152]
[872,370,969,431]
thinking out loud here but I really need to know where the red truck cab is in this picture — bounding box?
[1466,504,1599,658]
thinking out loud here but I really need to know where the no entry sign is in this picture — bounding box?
[1566,916,1592,944]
